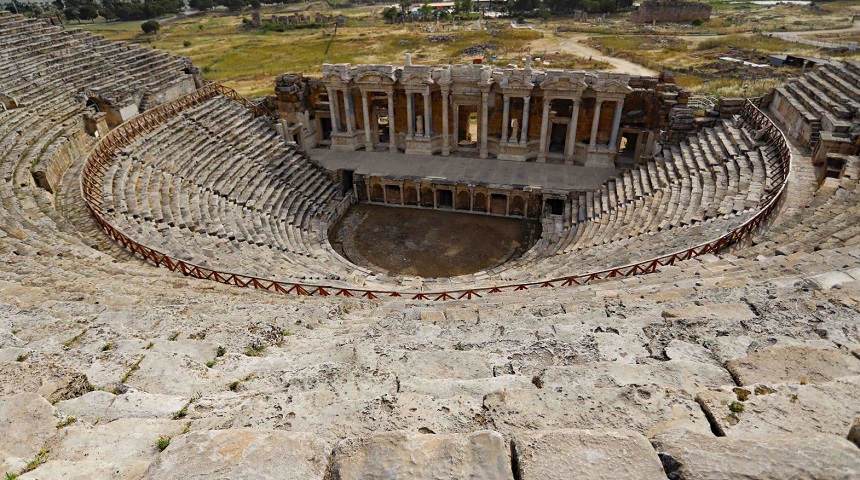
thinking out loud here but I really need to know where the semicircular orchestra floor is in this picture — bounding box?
[330,204,541,278]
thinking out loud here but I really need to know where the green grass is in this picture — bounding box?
[156,436,171,451]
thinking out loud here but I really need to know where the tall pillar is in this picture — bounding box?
[589,99,603,148]
[452,103,459,148]
[538,97,551,162]
[406,92,415,138]
[441,88,450,156]
[423,91,432,137]
[344,88,354,134]
[480,90,489,159]
[361,91,372,151]
[520,95,531,145]
[387,88,396,152]
[609,100,624,148]
[565,100,580,162]
[327,87,341,133]
[501,94,510,143]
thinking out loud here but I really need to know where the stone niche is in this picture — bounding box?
[630,0,712,24]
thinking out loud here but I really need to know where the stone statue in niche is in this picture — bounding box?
[416,115,424,136]
[510,118,519,142]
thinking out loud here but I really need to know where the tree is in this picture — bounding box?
[99,4,117,21]
[189,0,215,11]
[249,0,261,8]
[222,0,247,11]
[419,1,433,18]
[78,4,98,22]
[63,6,79,22]
[382,6,399,21]
[454,0,472,14]
[398,0,411,13]
[141,19,160,33]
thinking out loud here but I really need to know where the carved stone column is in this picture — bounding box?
[609,99,624,148]
[480,90,489,159]
[344,88,355,134]
[565,100,580,163]
[441,87,450,156]
[537,97,551,163]
[423,91,432,137]
[589,99,603,148]
[501,94,510,143]
[452,103,459,148]
[387,88,396,152]
[520,95,531,145]
[361,91,372,151]
[406,92,415,138]
[327,87,341,133]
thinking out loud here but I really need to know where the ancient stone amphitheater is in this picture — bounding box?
[1,11,860,479]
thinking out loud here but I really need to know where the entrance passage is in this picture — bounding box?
[330,204,541,278]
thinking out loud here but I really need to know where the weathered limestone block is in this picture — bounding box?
[725,345,860,385]
[0,361,91,403]
[696,376,860,437]
[483,386,712,437]
[33,418,186,480]
[101,389,188,422]
[55,390,116,424]
[803,271,856,290]
[539,360,734,393]
[512,429,666,480]
[0,393,57,474]
[330,430,513,480]
[141,430,331,480]
[652,429,860,480]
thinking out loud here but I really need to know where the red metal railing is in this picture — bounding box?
[81,89,791,301]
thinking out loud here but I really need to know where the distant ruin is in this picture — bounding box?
[630,0,712,24]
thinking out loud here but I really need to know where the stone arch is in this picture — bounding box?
[0,93,18,110]
[511,195,525,216]
[404,185,418,205]
[420,186,434,207]
[85,98,103,113]
[370,183,384,202]
[456,190,471,210]
[474,192,487,212]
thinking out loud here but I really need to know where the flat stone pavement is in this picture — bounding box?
[309,148,619,192]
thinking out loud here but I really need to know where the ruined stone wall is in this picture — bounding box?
[631,0,712,24]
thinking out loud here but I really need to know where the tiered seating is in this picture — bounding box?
[558,118,773,253]
[0,12,198,263]
[414,116,779,291]
[99,95,355,283]
[768,61,860,150]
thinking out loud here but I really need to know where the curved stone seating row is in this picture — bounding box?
[558,117,773,254]
[0,14,191,113]
[98,95,356,283]
[769,60,860,149]
[0,12,199,264]
[742,155,860,258]
[411,115,781,291]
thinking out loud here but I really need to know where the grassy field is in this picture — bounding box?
[75,13,571,97]
[68,0,860,99]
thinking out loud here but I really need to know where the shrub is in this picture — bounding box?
[141,20,160,34]
[183,40,192,47]
[691,18,703,26]
[728,401,745,413]
[156,436,170,451]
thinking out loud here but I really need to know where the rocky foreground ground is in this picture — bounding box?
[2,247,859,478]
